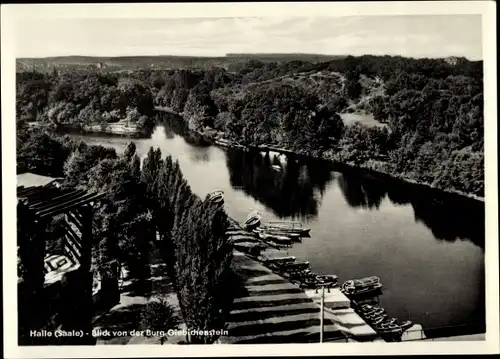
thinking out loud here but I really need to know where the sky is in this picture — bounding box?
[15,15,482,60]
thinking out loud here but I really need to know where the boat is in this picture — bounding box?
[281,261,311,272]
[298,277,321,289]
[360,304,375,311]
[374,323,403,334]
[264,256,296,266]
[244,214,261,230]
[288,269,313,280]
[370,314,388,325]
[380,318,398,326]
[260,225,311,237]
[341,276,383,296]
[207,190,224,204]
[261,223,311,237]
[362,307,386,317]
[315,275,339,287]
[257,231,292,245]
[253,227,301,240]
[247,210,261,221]
[271,165,281,171]
[365,310,386,320]
[358,306,385,314]
[398,320,414,332]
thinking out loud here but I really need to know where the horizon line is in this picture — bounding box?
[16,53,481,61]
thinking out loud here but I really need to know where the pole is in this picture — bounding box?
[320,285,325,343]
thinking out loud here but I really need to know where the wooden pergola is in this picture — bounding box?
[17,184,106,345]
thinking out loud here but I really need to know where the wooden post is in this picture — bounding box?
[17,202,47,344]
[320,285,325,343]
[63,204,95,345]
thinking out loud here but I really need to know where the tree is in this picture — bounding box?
[63,143,118,188]
[124,141,137,162]
[17,130,73,177]
[141,147,164,209]
[87,156,152,281]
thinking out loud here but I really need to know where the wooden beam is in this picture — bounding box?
[66,211,84,229]
[29,190,86,211]
[63,241,81,263]
[37,193,105,218]
[63,222,83,252]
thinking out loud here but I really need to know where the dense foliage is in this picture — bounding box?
[16,71,156,134]
[147,55,483,197]
[16,121,233,343]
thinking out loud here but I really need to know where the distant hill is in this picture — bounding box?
[225,53,347,61]
[16,53,347,73]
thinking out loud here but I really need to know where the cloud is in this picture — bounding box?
[15,15,482,59]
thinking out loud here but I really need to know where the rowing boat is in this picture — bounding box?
[207,190,224,204]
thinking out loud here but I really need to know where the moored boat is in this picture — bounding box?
[257,231,292,245]
[244,211,262,230]
[382,318,398,326]
[374,323,403,334]
[247,210,261,221]
[370,314,389,325]
[315,274,339,287]
[253,227,301,240]
[398,320,414,332]
[245,217,261,230]
[341,276,383,296]
[261,224,311,237]
[363,307,386,317]
[281,261,311,272]
[263,221,311,236]
[207,190,224,204]
[264,256,296,266]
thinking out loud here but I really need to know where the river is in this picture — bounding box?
[69,118,485,335]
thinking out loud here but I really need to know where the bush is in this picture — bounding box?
[140,298,180,344]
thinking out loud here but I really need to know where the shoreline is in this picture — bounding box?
[54,111,485,204]
[195,129,485,204]
[55,123,150,139]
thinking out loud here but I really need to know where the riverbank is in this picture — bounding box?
[190,126,485,203]
[56,123,150,138]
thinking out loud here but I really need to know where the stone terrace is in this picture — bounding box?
[221,220,347,345]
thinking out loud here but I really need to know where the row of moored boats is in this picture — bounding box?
[262,258,414,338]
[243,211,311,246]
[261,255,339,289]
[352,301,414,337]
[342,277,415,338]
[221,196,415,340]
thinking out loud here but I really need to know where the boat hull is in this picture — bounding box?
[342,286,383,297]
[261,225,311,237]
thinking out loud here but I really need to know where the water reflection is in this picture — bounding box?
[336,172,387,209]
[159,113,211,147]
[225,149,334,220]
[223,146,485,250]
[411,197,485,249]
[188,148,210,163]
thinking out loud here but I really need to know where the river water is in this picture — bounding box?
[69,119,485,334]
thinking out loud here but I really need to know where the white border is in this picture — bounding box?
[2,2,498,358]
